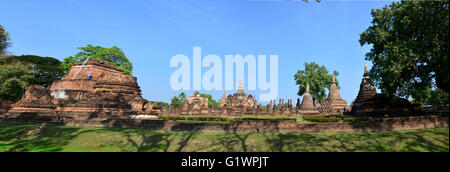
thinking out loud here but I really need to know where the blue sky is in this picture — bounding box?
[0,0,393,104]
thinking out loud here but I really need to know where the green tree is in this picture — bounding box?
[199,93,220,107]
[0,24,11,57]
[427,89,448,106]
[412,88,449,106]
[153,101,169,108]
[0,55,64,87]
[0,63,36,101]
[359,0,449,101]
[171,92,187,108]
[294,62,339,104]
[62,44,133,75]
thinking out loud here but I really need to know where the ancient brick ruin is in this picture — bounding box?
[218,79,259,115]
[164,80,324,116]
[351,65,421,116]
[317,74,350,114]
[0,101,13,115]
[0,61,424,125]
[176,91,210,115]
[1,60,159,123]
[298,83,320,115]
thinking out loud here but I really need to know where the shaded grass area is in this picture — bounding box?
[0,122,448,152]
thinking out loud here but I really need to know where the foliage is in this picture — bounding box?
[0,63,36,101]
[342,117,373,122]
[294,62,339,103]
[152,101,169,108]
[412,88,449,106]
[302,117,342,123]
[302,116,373,123]
[158,116,375,123]
[171,92,187,108]
[158,116,297,122]
[0,24,11,57]
[61,44,133,75]
[199,93,220,107]
[360,0,449,101]
[0,55,64,87]
[427,89,448,106]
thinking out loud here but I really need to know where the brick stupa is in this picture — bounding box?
[351,65,377,114]
[298,83,319,115]
[318,74,349,114]
[2,60,158,124]
[350,65,421,116]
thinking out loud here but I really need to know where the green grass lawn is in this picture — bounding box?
[0,122,448,152]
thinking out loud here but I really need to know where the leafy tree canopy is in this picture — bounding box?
[412,88,449,106]
[360,0,449,101]
[0,63,36,101]
[294,62,339,104]
[171,92,187,108]
[0,55,64,87]
[153,101,169,108]
[199,93,220,107]
[62,44,133,75]
[0,24,11,57]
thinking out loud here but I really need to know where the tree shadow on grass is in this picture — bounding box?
[1,122,447,152]
[260,128,449,152]
[121,129,175,152]
[119,128,201,152]
[261,132,331,152]
[0,123,96,152]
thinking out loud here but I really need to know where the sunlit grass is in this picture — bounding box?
[0,122,448,152]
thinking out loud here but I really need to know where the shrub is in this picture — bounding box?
[302,117,342,123]
[159,116,374,123]
[158,116,297,122]
[342,117,373,122]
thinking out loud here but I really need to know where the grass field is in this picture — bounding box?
[0,122,448,152]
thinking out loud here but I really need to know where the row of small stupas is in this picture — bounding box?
[162,75,350,116]
[0,59,421,123]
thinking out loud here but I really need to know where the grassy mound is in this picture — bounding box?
[0,122,448,152]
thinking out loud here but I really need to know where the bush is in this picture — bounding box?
[239,117,297,121]
[302,117,342,123]
[302,117,373,123]
[159,116,374,123]
[342,117,373,122]
[158,116,297,122]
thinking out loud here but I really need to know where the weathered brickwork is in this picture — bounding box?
[351,65,421,116]
[1,115,447,133]
[2,60,159,122]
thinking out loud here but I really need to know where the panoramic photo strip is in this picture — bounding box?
[0,0,448,169]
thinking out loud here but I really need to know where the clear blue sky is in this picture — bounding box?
[0,0,393,104]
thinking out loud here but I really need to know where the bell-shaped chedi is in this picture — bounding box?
[298,83,319,115]
[318,73,349,114]
[351,65,421,116]
[351,64,377,114]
